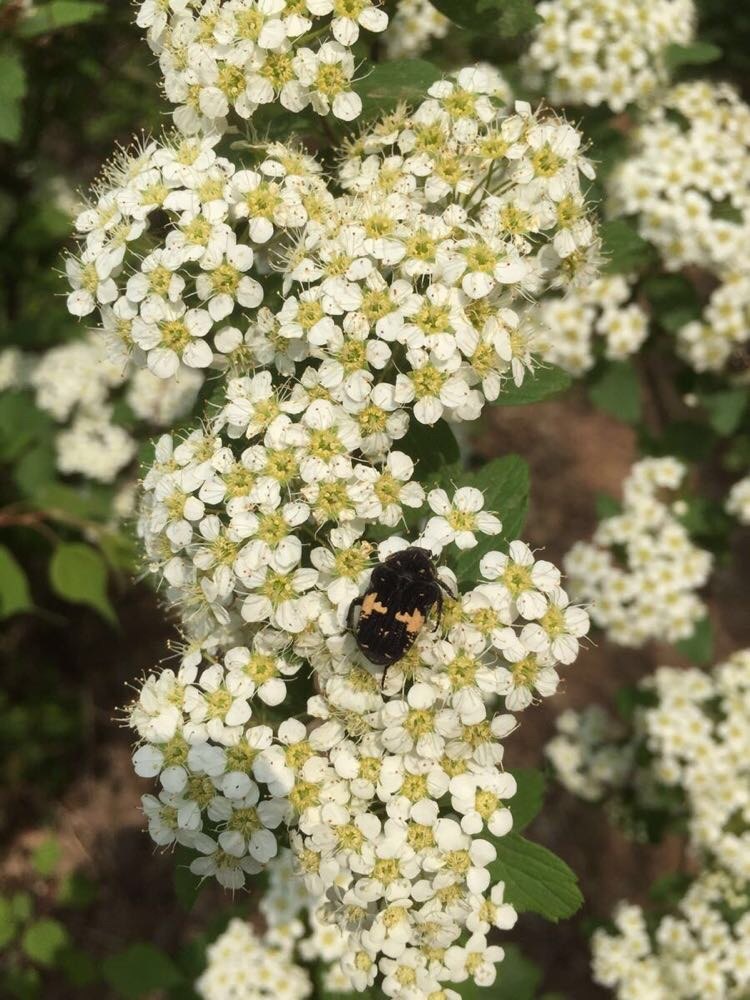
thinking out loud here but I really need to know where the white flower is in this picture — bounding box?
[424,487,503,549]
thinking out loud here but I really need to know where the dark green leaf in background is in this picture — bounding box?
[49,542,116,624]
[588,360,642,424]
[430,0,540,35]
[0,47,27,144]
[698,387,748,436]
[402,418,461,481]
[21,918,69,966]
[675,616,714,666]
[17,1,104,38]
[102,943,182,999]
[663,41,722,71]
[0,545,33,619]
[600,219,655,274]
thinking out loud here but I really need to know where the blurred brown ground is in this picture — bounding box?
[4,386,750,998]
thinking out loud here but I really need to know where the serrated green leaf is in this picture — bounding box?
[494,365,572,406]
[31,837,62,878]
[664,41,722,70]
[102,943,182,999]
[355,60,443,119]
[675,616,713,666]
[401,418,461,481]
[0,545,32,619]
[698,387,749,436]
[489,834,583,921]
[600,219,655,274]
[588,360,642,424]
[508,769,546,832]
[49,543,116,624]
[17,1,103,37]
[21,919,69,966]
[451,455,530,584]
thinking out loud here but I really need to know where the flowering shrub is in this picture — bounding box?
[3,1,750,998]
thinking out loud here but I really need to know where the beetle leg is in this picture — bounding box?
[380,663,390,690]
[431,587,444,632]
[347,596,363,631]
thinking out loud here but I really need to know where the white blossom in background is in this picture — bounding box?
[727,474,750,525]
[609,82,750,278]
[678,272,750,373]
[135,0,388,135]
[564,457,712,647]
[383,0,451,59]
[535,275,648,375]
[196,917,312,1000]
[546,706,634,802]
[592,870,750,1000]
[524,0,695,113]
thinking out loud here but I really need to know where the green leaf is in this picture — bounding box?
[642,274,702,332]
[489,834,583,921]
[595,493,622,520]
[0,546,32,619]
[508,769,546,832]
[452,455,530,585]
[600,219,655,274]
[21,919,69,966]
[59,947,98,988]
[17,1,103,37]
[102,943,182,999]
[675,616,713,666]
[173,853,205,911]
[698,387,749,436]
[0,896,18,949]
[588,360,642,424]
[664,42,722,70]
[31,838,62,878]
[401,418,461,481]
[430,0,540,35]
[494,365,572,406]
[355,60,443,119]
[0,393,52,461]
[48,543,116,624]
[0,47,26,144]
[492,944,542,1000]
[56,872,96,910]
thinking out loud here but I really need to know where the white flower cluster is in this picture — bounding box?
[66,76,599,432]
[727,473,750,526]
[678,272,750,373]
[609,81,750,276]
[7,335,202,485]
[196,916,311,1000]
[564,457,712,647]
[130,416,589,990]
[642,650,750,881]
[136,0,389,130]
[535,274,648,375]
[545,705,633,802]
[524,0,695,113]
[383,0,450,59]
[592,869,750,1000]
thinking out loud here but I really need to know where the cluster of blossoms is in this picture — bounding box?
[0,338,202,485]
[130,405,590,990]
[523,0,695,113]
[545,705,633,803]
[535,274,648,375]
[592,869,750,1000]
[136,0,389,130]
[66,75,599,432]
[564,457,712,647]
[608,81,750,374]
[727,473,750,526]
[383,0,451,59]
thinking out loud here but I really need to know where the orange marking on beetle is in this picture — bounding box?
[361,593,388,617]
[395,608,425,634]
